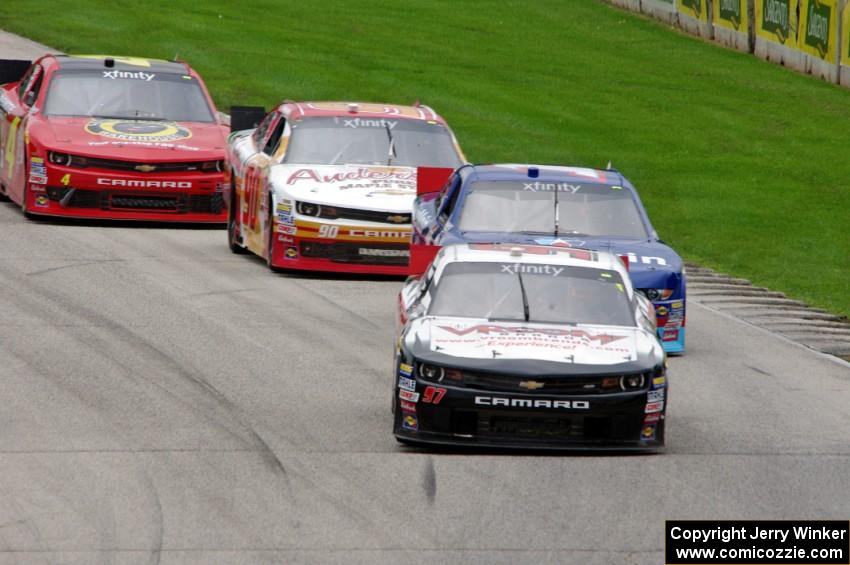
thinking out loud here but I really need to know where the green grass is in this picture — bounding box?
[3,0,849,317]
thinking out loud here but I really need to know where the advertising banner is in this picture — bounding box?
[797,0,838,62]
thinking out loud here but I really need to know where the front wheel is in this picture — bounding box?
[227,191,247,254]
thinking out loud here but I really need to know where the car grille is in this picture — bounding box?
[66,156,216,173]
[434,369,653,395]
[45,187,223,214]
[452,410,635,440]
[313,205,410,224]
[299,241,410,265]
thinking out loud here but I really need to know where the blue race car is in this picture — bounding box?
[410,164,686,354]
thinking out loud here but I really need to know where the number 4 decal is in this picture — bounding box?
[60,173,71,186]
[422,386,446,404]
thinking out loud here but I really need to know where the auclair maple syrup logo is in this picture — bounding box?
[85,119,192,142]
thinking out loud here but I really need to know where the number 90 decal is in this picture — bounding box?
[318,225,340,239]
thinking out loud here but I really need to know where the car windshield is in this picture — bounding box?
[43,70,214,122]
[283,116,463,168]
[456,180,649,238]
[429,261,635,326]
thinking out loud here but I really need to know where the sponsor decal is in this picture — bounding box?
[87,140,200,151]
[533,237,587,248]
[34,195,49,207]
[29,157,47,184]
[803,0,832,59]
[647,389,665,403]
[655,306,669,317]
[86,119,192,142]
[276,202,292,212]
[662,328,680,342]
[671,301,683,309]
[349,229,409,239]
[278,225,297,235]
[644,412,661,424]
[500,263,564,277]
[474,396,589,410]
[402,414,419,431]
[640,424,657,441]
[625,252,668,266]
[286,167,415,186]
[645,401,664,414]
[97,178,191,189]
[277,236,294,243]
[437,324,627,346]
[102,70,156,81]
[522,181,581,193]
[421,386,446,404]
[399,400,417,413]
[358,248,409,257]
[399,363,413,376]
[284,247,298,259]
[341,117,397,129]
[398,376,417,392]
[652,376,666,389]
[399,389,419,403]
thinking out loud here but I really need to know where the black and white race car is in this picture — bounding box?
[393,243,668,450]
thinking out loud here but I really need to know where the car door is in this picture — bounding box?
[240,111,286,255]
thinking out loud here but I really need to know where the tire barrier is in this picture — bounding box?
[606,0,850,88]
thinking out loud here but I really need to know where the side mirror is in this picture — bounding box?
[230,106,266,133]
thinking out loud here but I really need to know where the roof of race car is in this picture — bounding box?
[458,163,624,186]
[45,54,190,74]
[278,101,448,124]
[436,242,629,274]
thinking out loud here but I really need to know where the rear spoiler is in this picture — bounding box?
[230,105,265,133]
[415,166,453,196]
[0,59,32,86]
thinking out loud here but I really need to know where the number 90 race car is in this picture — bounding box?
[0,54,229,221]
[226,101,464,274]
[410,164,687,354]
[394,243,668,450]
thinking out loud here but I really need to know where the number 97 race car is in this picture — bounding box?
[0,54,229,221]
[394,243,668,451]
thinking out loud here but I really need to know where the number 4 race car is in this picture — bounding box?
[410,164,687,354]
[0,54,229,222]
[394,243,668,450]
[225,101,464,274]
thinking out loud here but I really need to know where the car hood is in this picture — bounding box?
[404,316,663,375]
[31,116,227,160]
[270,164,417,212]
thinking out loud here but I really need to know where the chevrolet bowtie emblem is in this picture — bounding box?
[135,164,157,172]
[519,380,544,390]
[386,215,407,223]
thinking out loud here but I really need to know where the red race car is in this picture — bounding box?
[0,54,229,222]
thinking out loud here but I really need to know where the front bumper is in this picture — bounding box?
[392,369,667,450]
[25,183,226,223]
[269,221,412,275]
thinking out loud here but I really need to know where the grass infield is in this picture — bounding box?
[3,0,848,317]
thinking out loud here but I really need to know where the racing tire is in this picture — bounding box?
[227,191,247,254]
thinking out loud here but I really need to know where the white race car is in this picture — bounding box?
[226,101,464,274]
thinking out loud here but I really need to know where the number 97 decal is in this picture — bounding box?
[422,386,446,404]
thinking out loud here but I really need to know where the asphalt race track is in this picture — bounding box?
[1,32,849,565]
